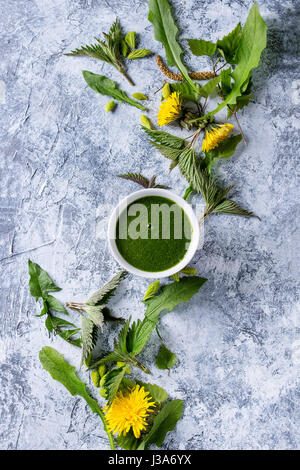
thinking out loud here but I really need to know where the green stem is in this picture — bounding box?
[94,406,115,449]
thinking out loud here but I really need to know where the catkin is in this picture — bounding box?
[156,55,216,81]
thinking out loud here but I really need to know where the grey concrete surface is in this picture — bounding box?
[0,0,299,450]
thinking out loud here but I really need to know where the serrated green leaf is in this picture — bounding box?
[82,71,146,110]
[217,22,242,64]
[125,31,136,49]
[148,0,198,94]
[81,317,98,367]
[203,4,267,118]
[155,344,178,369]
[137,399,183,449]
[201,134,242,172]
[142,126,186,149]
[150,141,183,160]
[143,280,160,301]
[28,259,61,300]
[127,49,152,59]
[117,318,131,354]
[198,76,221,98]
[213,198,259,219]
[84,305,105,330]
[103,366,127,405]
[88,351,124,370]
[187,38,216,56]
[86,270,126,306]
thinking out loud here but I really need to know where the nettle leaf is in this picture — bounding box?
[143,280,161,301]
[86,270,126,306]
[178,148,203,192]
[142,126,186,149]
[204,4,267,117]
[84,305,105,330]
[170,82,200,102]
[127,49,152,59]
[88,351,124,369]
[28,259,61,300]
[213,198,260,219]
[155,344,178,370]
[217,22,242,64]
[137,399,183,449]
[81,317,98,367]
[82,71,146,110]
[125,31,136,49]
[136,381,168,404]
[118,173,150,188]
[39,347,104,417]
[187,38,216,56]
[148,0,198,93]
[103,366,127,405]
[201,134,242,172]
[117,318,131,354]
[198,76,221,98]
[150,142,183,160]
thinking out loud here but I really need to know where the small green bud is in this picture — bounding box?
[100,373,107,388]
[180,266,197,275]
[99,387,107,398]
[140,114,151,129]
[171,272,180,282]
[162,83,171,99]
[132,92,148,100]
[106,100,116,112]
[117,361,131,374]
[98,364,106,378]
[91,370,100,388]
[84,352,92,367]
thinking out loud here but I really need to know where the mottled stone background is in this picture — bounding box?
[0,0,299,450]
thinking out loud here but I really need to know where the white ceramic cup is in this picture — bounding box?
[107,188,200,278]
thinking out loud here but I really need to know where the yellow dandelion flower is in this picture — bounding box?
[202,123,234,152]
[157,91,183,126]
[104,385,155,439]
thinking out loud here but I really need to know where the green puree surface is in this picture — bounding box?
[115,195,192,272]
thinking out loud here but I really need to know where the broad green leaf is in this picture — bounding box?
[217,22,242,64]
[198,76,221,98]
[170,82,200,102]
[125,31,136,49]
[39,347,103,417]
[201,134,242,172]
[82,71,146,110]
[136,381,168,404]
[127,277,207,355]
[187,38,216,56]
[155,344,178,369]
[148,0,198,93]
[102,366,127,405]
[220,67,232,96]
[127,49,152,59]
[137,399,183,449]
[45,294,68,314]
[203,4,267,118]
[28,259,61,300]
[143,280,161,301]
